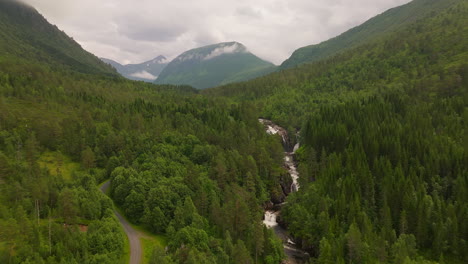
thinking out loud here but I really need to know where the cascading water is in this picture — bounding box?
[259,119,308,263]
[285,154,299,192]
[263,211,278,227]
[259,118,300,193]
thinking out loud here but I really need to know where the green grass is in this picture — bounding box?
[99,182,167,264]
[141,235,167,264]
[113,206,167,264]
[120,231,130,264]
[38,151,80,180]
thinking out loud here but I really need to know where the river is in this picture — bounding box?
[259,119,309,264]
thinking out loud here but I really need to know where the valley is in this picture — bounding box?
[0,0,467,263]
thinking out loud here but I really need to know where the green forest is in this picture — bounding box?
[0,0,467,263]
[0,54,287,263]
[206,0,468,263]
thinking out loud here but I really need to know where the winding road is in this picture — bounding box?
[100,181,142,264]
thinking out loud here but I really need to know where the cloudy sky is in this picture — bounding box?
[23,0,411,65]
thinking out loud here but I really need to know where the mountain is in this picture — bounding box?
[0,0,117,76]
[155,42,276,89]
[280,0,460,69]
[101,55,168,82]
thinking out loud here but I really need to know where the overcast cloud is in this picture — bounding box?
[22,0,411,65]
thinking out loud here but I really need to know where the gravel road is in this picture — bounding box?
[100,181,142,264]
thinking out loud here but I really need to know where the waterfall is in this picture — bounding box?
[259,118,309,263]
[263,211,278,227]
[293,143,300,152]
[285,152,300,192]
[260,118,301,219]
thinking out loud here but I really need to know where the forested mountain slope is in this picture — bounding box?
[0,1,286,263]
[280,0,461,69]
[155,42,276,89]
[205,0,468,263]
[0,0,117,76]
[205,0,467,127]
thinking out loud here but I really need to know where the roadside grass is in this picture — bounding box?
[114,205,168,263]
[120,231,130,264]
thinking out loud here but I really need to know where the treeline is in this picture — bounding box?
[284,88,467,263]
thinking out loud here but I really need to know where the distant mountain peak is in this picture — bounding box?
[203,42,248,60]
[155,41,276,89]
[100,55,168,82]
[149,55,167,64]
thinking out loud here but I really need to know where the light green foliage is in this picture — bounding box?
[37,151,80,181]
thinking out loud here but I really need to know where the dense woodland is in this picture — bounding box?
[207,1,468,263]
[0,61,288,263]
[0,2,287,262]
[0,0,467,263]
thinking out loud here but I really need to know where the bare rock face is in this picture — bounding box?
[258,119,293,151]
[271,186,286,204]
[264,200,275,210]
[280,171,293,196]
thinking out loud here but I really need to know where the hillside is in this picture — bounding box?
[205,0,468,263]
[0,0,117,76]
[155,42,276,89]
[280,0,460,69]
[101,56,167,82]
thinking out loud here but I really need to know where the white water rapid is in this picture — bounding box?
[259,119,308,263]
[263,211,278,227]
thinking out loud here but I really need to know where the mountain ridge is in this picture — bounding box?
[280,0,460,69]
[100,56,168,82]
[155,41,276,89]
[0,0,117,76]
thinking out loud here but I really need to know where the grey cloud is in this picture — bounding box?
[22,0,412,65]
[115,16,187,42]
[236,6,263,19]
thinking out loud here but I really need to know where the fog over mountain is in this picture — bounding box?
[100,55,168,82]
[155,42,276,89]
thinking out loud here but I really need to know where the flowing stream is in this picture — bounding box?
[259,119,309,264]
